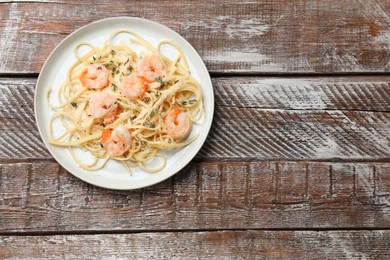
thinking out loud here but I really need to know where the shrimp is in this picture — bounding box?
[80,64,110,90]
[164,108,192,141]
[89,92,118,125]
[119,73,148,99]
[137,54,166,82]
[101,126,132,157]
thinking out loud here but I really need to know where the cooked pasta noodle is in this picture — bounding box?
[47,30,203,173]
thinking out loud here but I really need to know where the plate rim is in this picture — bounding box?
[34,16,214,190]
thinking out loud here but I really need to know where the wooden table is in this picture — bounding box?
[1,1,390,258]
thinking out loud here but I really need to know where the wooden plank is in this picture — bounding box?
[2,1,390,73]
[0,161,389,232]
[0,231,389,259]
[1,77,390,161]
[214,77,390,111]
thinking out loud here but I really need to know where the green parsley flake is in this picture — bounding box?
[144,119,155,128]
[151,108,158,116]
[103,60,115,67]
[155,76,164,89]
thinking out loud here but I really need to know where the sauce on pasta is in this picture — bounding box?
[46,30,203,173]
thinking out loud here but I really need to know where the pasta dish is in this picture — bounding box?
[46,30,203,173]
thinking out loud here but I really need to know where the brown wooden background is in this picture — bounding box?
[1,0,390,259]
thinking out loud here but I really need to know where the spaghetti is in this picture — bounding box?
[46,30,203,173]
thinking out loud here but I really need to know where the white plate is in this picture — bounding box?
[34,17,214,190]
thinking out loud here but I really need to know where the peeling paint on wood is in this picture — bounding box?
[2,1,390,73]
[1,1,390,257]
[0,231,389,259]
[0,161,389,232]
[1,77,390,161]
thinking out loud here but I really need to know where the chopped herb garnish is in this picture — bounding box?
[180,99,196,106]
[97,66,102,70]
[71,102,78,108]
[111,83,117,91]
[103,60,115,67]
[155,76,165,89]
[116,70,120,74]
[128,65,134,72]
[124,58,129,65]
[101,123,105,127]
[110,65,117,76]
[151,108,158,116]
[155,76,163,83]
[154,91,161,97]
[144,119,155,128]
[100,144,104,148]
[92,56,96,61]
[110,50,116,55]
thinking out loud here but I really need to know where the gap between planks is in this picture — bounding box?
[3,72,390,79]
[2,227,390,237]
[1,158,390,164]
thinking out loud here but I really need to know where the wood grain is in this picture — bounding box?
[2,0,390,258]
[0,161,389,232]
[2,0,390,74]
[214,77,390,111]
[1,231,389,259]
[1,77,390,161]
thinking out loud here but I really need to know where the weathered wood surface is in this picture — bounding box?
[1,77,390,161]
[1,231,389,259]
[1,161,389,232]
[2,1,390,74]
[2,1,390,257]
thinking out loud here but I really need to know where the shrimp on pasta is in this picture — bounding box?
[80,64,110,90]
[89,92,118,125]
[47,30,203,174]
